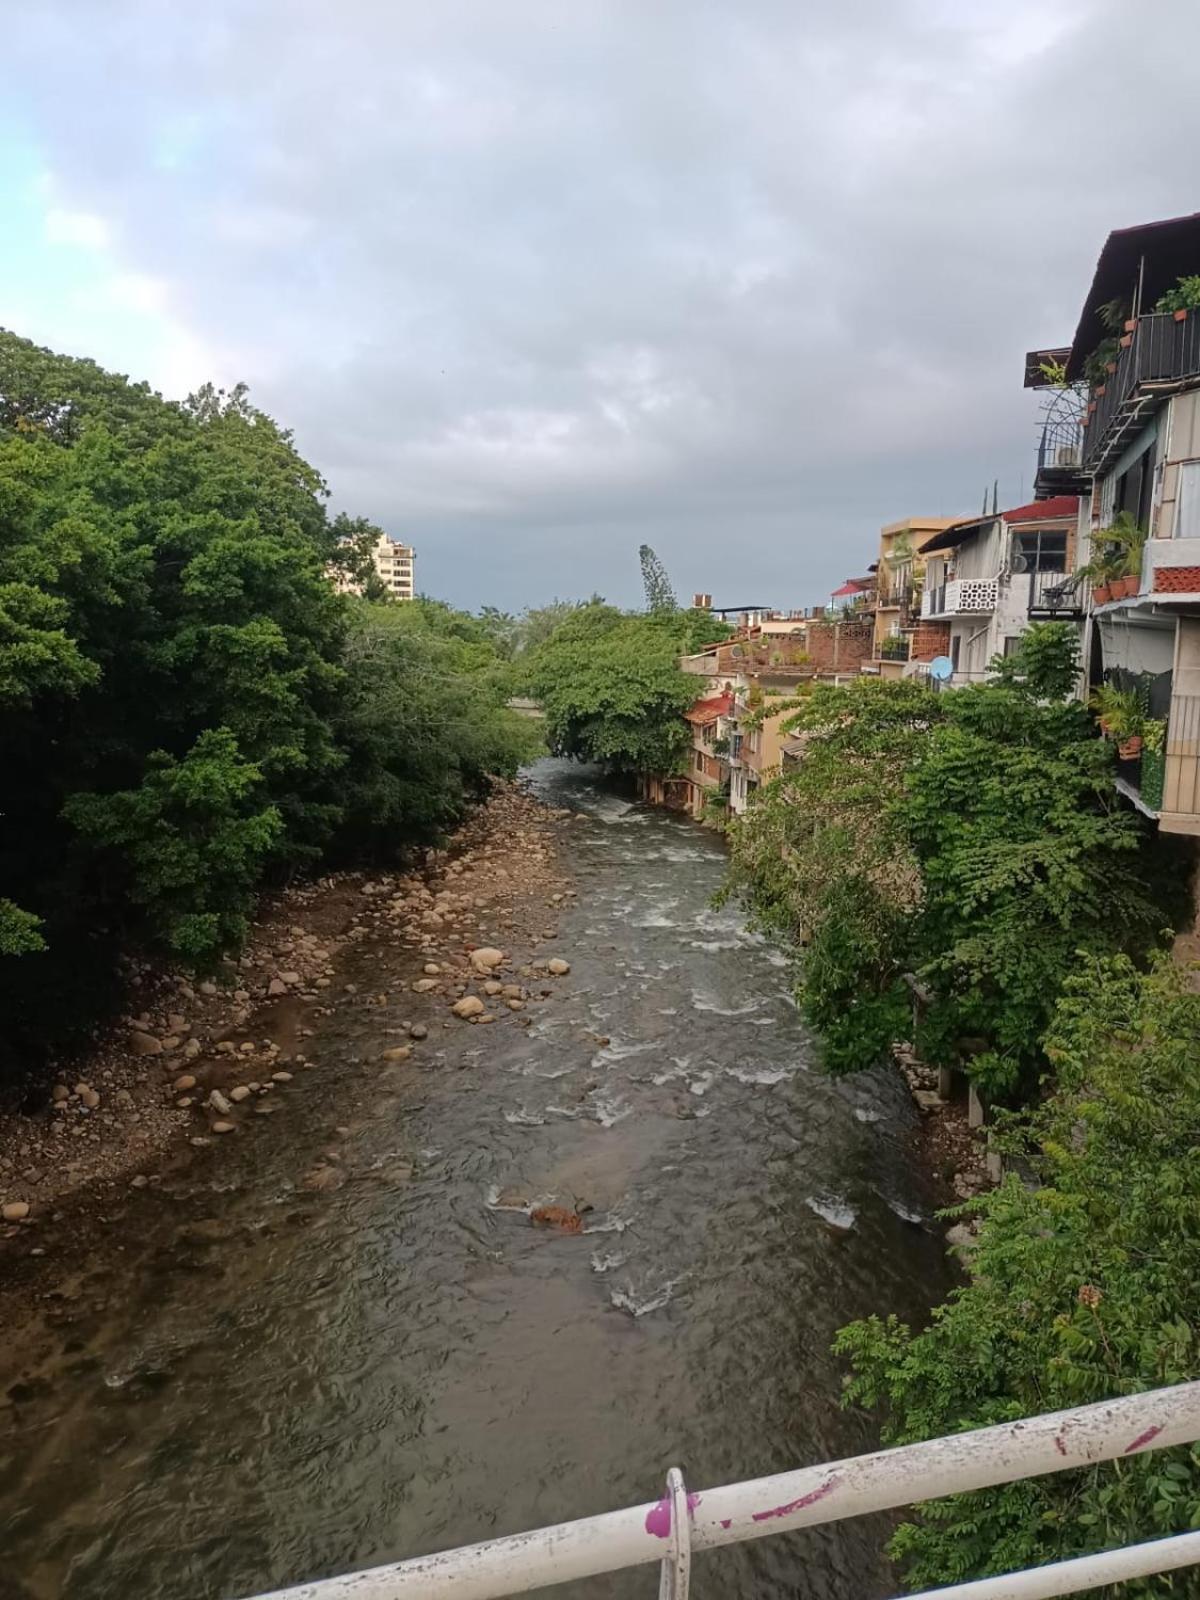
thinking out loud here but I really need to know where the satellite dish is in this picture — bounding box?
[1010,551,1030,573]
[928,655,954,682]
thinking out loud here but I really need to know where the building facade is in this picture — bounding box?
[871,515,961,674]
[331,533,417,599]
[917,497,1083,683]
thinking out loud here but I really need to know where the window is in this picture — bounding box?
[1002,635,1022,657]
[1016,529,1067,572]
[950,634,961,671]
[1176,461,1200,540]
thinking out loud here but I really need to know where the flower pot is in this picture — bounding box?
[1115,574,1138,599]
[1175,309,1189,323]
[1095,385,1107,398]
[1119,334,1132,349]
[1118,735,1143,760]
[1093,582,1113,605]
[1124,318,1138,332]
[1105,361,1118,374]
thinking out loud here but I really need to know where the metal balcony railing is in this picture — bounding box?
[237,1383,1200,1600]
[1165,692,1200,817]
[1028,570,1084,616]
[1083,311,1200,473]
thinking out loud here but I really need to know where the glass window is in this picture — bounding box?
[1176,461,1200,540]
[1016,530,1067,572]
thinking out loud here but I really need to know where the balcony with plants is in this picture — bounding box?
[1090,682,1167,816]
[1081,275,1200,473]
[1080,512,1147,610]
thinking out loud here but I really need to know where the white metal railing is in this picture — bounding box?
[921,577,999,619]
[237,1383,1200,1600]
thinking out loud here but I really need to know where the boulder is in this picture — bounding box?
[451,995,486,1019]
[268,978,287,997]
[483,980,503,996]
[130,1031,164,1056]
[470,947,504,973]
[547,958,571,976]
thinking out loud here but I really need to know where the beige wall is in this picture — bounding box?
[874,516,959,654]
[1157,391,1200,540]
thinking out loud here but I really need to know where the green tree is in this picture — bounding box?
[528,601,723,775]
[639,543,677,613]
[836,953,1200,1591]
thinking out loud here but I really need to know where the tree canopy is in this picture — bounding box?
[724,626,1185,1092]
[836,953,1200,1589]
[0,330,536,1074]
[526,600,728,775]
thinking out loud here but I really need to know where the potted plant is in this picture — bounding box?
[1140,718,1166,808]
[1105,512,1146,600]
[1155,275,1200,321]
[1089,684,1141,749]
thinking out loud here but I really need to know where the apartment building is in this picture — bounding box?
[1043,210,1200,834]
[870,516,960,674]
[330,534,417,599]
[917,497,1082,682]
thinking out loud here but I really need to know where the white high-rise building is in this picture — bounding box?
[331,534,416,599]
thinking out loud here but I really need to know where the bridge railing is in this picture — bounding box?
[240,1382,1200,1600]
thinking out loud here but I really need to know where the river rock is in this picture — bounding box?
[79,1088,101,1111]
[945,1223,979,1255]
[451,995,485,1019]
[2,1201,30,1222]
[412,978,439,994]
[483,980,503,996]
[271,1070,294,1083]
[130,1031,164,1056]
[547,958,571,976]
[383,1046,412,1062]
[167,1013,187,1033]
[408,1023,428,1041]
[470,947,504,973]
[173,1073,197,1093]
[268,978,287,996]
[506,999,525,1011]
[207,1089,233,1116]
[51,1084,70,1102]
[211,1121,235,1135]
[423,962,441,975]
[279,970,302,986]
[229,1085,252,1103]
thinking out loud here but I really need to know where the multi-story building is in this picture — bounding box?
[870,516,961,675]
[1044,210,1200,835]
[684,692,734,820]
[726,688,790,816]
[330,534,417,599]
[916,497,1083,682]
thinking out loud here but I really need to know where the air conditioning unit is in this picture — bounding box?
[1056,445,1081,467]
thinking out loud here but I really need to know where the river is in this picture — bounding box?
[0,760,953,1600]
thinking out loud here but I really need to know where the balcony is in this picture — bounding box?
[1028,570,1085,618]
[921,577,998,619]
[876,582,915,611]
[1083,311,1200,474]
[1034,387,1088,498]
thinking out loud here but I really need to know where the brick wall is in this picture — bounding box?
[1153,566,1200,594]
[910,621,951,662]
[804,618,874,671]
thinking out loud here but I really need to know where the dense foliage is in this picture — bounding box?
[0,330,535,1074]
[836,953,1200,1590]
[725,627,1184,1093]
[527,600,729,775]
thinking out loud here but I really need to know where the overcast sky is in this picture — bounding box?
[3,1,1200,611]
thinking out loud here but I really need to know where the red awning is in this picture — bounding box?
[830,582,861,598]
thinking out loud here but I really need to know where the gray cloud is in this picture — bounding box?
[6,0,1200,609]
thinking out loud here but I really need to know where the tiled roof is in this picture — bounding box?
[1001,495,1079,524]
[684,693,734,725]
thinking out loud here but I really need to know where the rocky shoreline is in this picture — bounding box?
[0,781,576,1281]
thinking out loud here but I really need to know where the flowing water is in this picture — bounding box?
[0,761,953,1600]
